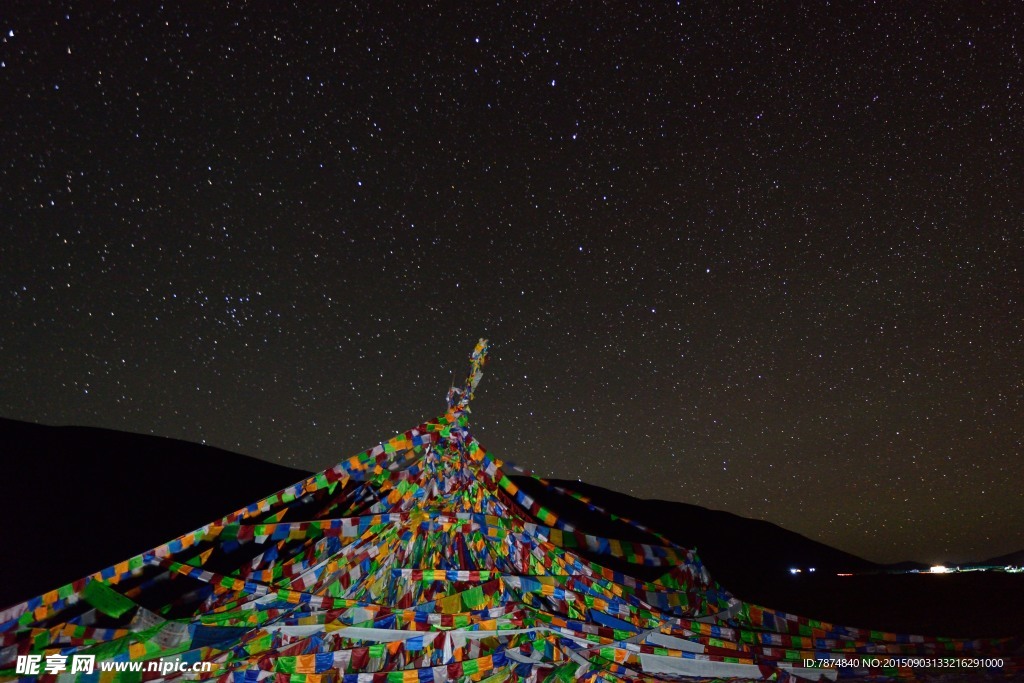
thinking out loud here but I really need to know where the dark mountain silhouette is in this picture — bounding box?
[881,560,931,572]
[2,418,1022,638]
[977,549,1024,567]
[509,478,880,581]
[0,417,307,608]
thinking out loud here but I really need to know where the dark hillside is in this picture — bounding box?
[0,418,308,608]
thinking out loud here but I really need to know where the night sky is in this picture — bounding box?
[2,3,1021,565]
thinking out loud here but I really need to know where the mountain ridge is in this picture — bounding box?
[0,417,308,607]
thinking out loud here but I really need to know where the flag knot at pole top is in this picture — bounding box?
[447,338,489,413]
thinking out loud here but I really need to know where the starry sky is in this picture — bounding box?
[2,2,1021,565]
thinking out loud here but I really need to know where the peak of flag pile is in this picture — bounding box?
[1,340,1019,681]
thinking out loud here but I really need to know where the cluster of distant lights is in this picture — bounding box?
[789,564,1022,577]
[923,565,1024,574]
[793,566,955,576]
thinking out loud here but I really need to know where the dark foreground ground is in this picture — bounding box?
[723,571,1024,639]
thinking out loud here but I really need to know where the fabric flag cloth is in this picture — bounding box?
[0,339,1019,682]
[82,579,135,618]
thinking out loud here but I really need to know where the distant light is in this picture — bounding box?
[930,565,950,574]
[836,573,853,577]
[808,567,816,573]
[789,568,801,575]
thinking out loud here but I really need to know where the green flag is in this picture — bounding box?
[84,580,136,618]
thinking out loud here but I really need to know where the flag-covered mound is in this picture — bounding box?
[1,341,1019,682]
